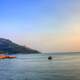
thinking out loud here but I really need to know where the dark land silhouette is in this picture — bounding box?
[0,38,40,54]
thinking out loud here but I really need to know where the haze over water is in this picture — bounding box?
[0,0,80,80]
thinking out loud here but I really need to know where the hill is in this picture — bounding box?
[0,38,40,54]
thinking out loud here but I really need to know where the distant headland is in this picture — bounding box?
[0,38,40,54]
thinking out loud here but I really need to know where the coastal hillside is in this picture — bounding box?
[0,38,40,54]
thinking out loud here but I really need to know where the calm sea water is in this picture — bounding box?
[0,53,80,80]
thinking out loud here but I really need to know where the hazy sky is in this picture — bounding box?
[0,0,80,52]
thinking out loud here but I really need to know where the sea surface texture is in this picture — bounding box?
[0,53,80,80]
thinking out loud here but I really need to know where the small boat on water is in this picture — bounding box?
[0,55,16,59]
[48,56,52,60]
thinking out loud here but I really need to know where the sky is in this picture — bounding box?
[0,0,80,52]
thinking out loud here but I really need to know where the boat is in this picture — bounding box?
[0,55,16,59]
[48,56,52,60]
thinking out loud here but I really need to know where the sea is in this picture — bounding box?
[0,52,80,80]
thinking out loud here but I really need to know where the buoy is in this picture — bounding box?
[48,56,52,60]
